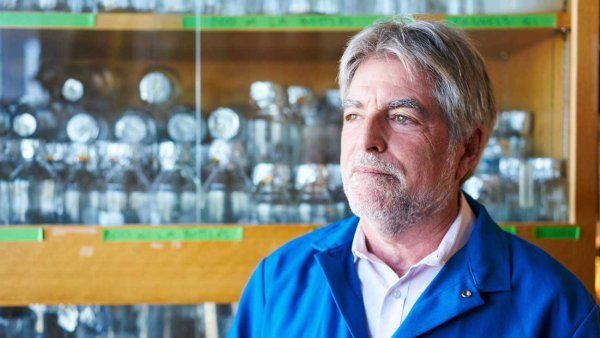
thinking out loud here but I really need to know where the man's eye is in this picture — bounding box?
[390,114,407,124]
[344,113,358,122]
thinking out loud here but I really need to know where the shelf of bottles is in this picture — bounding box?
[0,304,234,338]
[0,1,568,31]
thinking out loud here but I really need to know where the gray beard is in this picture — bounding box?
[342,153,457,238]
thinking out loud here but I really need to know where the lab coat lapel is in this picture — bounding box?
[393,196,512,337]
[314,244,369,338]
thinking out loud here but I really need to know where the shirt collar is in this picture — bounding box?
[351,193,476,268]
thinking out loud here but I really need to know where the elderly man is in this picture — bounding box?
[228,19,599,337]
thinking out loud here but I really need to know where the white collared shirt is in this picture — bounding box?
[351,193,476,338]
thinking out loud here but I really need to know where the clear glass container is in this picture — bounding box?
[98,144,151,226]
[63,147,102,225]
[9,139,63,224]
[138,67,181,107]
[203,140,253,224]
[295,163,336,224]
[114,108,158,144]
[11,103,58,140]
[0,307,36,337]
[252,162,295,223]
[66,112,109,144]
[167,105,204,144]
[151,141,200,224]
[247,81,292,168]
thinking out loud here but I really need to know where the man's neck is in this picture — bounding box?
[360,193,462,277]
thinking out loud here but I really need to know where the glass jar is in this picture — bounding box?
[252,162,295,223]
[10,139,63,224]
[98,144,151,225]
[203,140,253,224]
[295,164,336,224]
[151,142,200,224]
[248,81,292,168]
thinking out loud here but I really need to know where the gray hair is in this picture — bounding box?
[338,18,496,146]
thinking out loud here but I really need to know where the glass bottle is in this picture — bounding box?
[320,89,343,164]
[207,107,248,176]
[11,103,58,140]
[0,104,11,137]
[252,163,295,223]
[98,144,151,225]
[0,139,20,225]
[167,105,205,144]
[151,142,200,224]
[66,112,109,144]
[64,148,102,225]
[247,81,291,168]
[10,139,63,224]
[110,305,142,338]
[203,140,253,224]
[327,163,351,219]
[295,164,336,224]
[287,86,314,166]
[76,306,111,338]
[138,67,181,107]
[114,108,158,144]
[97,0,130,12]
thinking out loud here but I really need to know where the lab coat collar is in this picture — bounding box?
[311,193,511,337]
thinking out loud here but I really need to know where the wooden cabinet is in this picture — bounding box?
[0,0,598,306]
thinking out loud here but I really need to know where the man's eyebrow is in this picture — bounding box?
[387,98,428,117]
[342,99,362,109]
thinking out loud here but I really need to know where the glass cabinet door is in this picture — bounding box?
[0,0,591,337]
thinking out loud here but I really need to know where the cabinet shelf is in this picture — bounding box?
[0,223,588,305]
[0,12,570,31]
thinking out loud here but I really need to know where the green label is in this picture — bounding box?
[0,12,95,28]
[0,228,43,242]
[182,15,382,30]
[444,14,556,29]
[102,227,243,242]
[500,225,517,235]
[533,226,580,240]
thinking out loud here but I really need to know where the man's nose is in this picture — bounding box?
[358,115,386,153]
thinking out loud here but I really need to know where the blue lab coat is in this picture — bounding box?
[228,196,599,337]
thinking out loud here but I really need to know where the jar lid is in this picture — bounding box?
[139,71,173,105]
[208,107,241,140]
[61,78,84,103]
[167,107,197,143]
[67,113,100,144]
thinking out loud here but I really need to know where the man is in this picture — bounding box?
[228,19,599,337]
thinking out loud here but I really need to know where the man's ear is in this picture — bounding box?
[456,126,484,183]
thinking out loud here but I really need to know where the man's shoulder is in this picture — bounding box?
[502,230,595,305]
[262,217,357,268]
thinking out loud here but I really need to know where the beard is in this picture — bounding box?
[342,151,457,238]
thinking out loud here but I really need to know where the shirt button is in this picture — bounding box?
[460,290,472,298]
[392,290,402,299]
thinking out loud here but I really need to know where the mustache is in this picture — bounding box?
[349,153,404,181]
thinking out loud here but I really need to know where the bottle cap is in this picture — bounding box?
[61,78,84,103]
[167,106,197,143]
[66,113,100,144]
[208,107,241,140]
[12,112,37,137]
[139,71,173,105]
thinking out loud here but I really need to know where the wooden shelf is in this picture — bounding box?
[0,222,589,306]
[0,12,570,31]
